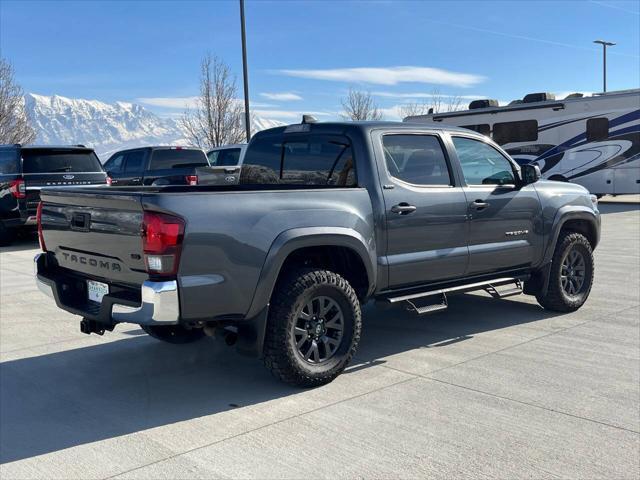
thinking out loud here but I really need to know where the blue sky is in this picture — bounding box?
[1,0,638,122]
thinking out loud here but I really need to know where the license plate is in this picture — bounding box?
[87,280,109,303]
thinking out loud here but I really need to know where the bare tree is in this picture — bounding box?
[181,54,244,149]
[0,58,36,144]
[340,88,383,121]
[399,89,464,120]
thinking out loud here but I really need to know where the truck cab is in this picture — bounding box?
[103,146,209,187]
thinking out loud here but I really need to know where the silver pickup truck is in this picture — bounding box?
[35,120,600,386]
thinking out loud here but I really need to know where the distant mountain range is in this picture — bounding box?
[24,93,285,160]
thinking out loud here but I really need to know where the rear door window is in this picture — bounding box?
[382,134,452,186]
[149,149,208,170]
[21,149,103,173]
[240,135,356,187]
[0,149,19,174]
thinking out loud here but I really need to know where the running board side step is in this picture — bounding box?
[386,277,524,315]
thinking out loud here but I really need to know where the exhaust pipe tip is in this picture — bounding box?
[224,330,238,346]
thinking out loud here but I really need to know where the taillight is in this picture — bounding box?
[37,201,47,252]
[185,175,198,186]
[142,211,185,276]
[106,176,113,186]
[9,179,26,199]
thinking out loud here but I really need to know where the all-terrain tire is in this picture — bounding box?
[536,231,594,312]
[142,324,205,344]
[263,269,361,388]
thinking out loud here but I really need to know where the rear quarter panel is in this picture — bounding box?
[147,188,376,321]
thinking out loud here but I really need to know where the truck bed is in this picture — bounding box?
[38,185,374,322]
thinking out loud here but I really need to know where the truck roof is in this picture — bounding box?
[0,144,94,151]
[255,120,476,138]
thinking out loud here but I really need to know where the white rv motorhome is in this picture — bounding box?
[404,89,640,195]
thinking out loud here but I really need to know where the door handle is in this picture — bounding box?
[471,200,490,210]
[391,203,417,215]
[131,177,142,182]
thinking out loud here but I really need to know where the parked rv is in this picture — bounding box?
[404,89,640,196]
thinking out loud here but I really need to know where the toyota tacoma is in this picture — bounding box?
[34,120,600,386]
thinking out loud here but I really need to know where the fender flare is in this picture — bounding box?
[528,207,600,297]
[245,227,376,320]
[542,207,600,265]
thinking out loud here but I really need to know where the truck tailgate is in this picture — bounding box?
[39,188,147,286]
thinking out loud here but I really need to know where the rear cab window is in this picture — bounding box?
[21,149,103,173]
[0,149,19,175]
[240,134,356,187]
[208,148,242,167]
[149,148,208,170]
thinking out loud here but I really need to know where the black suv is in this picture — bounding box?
[0,144,106,245]
[103,146,209,186]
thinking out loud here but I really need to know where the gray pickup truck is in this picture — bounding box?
[35,120,600,386]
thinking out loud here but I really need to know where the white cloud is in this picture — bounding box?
[137,97,276,110]
[137,96,199,109]
[260,92,303,101]
[253,109,331,121]
[276,66,485,87]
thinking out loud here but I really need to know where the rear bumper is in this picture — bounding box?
[34,253,180,325]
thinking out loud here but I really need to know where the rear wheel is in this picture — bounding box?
[263,269,361,387]
[536,232,594,312]
[142,324,205,344]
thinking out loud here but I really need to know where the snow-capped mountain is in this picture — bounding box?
[25,93,285,160]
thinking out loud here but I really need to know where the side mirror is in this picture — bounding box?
[522,164,541,185]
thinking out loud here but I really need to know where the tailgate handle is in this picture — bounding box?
[224,168,238,173]
[71,213,90,231]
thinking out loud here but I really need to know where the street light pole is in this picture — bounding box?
[593,40,616,93]
[240,0,251,142]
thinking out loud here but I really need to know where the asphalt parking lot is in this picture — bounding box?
[1,201,638,479]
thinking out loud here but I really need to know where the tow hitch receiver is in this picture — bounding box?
[80,318,114,336]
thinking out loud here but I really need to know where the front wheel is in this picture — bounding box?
[536,232,594,312]
[263,269,361,387]
[142,324,205,344]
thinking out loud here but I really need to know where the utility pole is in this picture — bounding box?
[240,0,251,141]
[593,40,616,93]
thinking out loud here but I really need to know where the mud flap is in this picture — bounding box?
[523,262,552,297]
[236,304,269,358]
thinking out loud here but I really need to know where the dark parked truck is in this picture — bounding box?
[103,146,210,186]
[0,144,106,245]
[35,121,601,386]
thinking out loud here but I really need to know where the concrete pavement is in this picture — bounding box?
[1,202,638,479]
